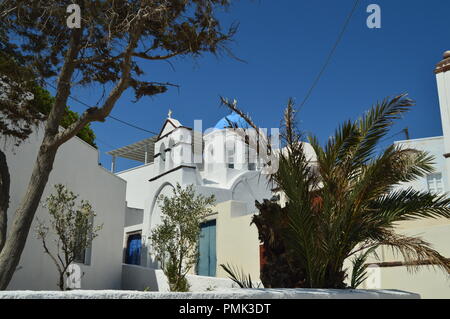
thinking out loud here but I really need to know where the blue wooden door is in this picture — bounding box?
[198,220,216,276]
[125,233,142,265]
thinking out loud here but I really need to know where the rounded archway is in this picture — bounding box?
[150,183,174,231]
[148,182,175,268]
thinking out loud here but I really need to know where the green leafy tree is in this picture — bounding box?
[150,184,215,292]
[36,184,102,291]
[32,86,97,147]
[0,54,46,144]
[0,0,236,289]
[0,61,96,147]
[222,95,450,288]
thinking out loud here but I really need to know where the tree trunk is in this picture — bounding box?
[58,271,65,291]
[252,199,307,288]
[0,149,10,253]
[0,28,82,290]
[0,144,58,289]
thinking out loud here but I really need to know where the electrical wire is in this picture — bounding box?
[299,0,361,110]
[44,80,159,135]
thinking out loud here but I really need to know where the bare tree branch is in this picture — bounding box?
[40,236,63,276]
[133,50,188,61]
[75,49,188,65]
[43,28,83,143]
[53,26,143,147]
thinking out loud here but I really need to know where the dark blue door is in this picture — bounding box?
[198,220,216,276]
[125,233,142,265]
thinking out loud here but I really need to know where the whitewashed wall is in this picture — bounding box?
[121,264,239,292]
[117,164,154,210]
[2,125,126,290]
[394,137,447,191]
[358,136,450,299]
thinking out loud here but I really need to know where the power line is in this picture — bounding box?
[95,137,119,150]
[44,80,159,135]
[107,115,158,135]
[299,0,361,110]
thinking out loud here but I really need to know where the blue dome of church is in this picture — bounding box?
[214,112,250,130]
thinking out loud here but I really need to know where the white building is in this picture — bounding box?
[2,125,126,290]
[359,52,450,298]
[112,112,274,285]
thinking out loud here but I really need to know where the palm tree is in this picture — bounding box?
[221,94,450,288]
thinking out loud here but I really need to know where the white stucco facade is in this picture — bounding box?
[394,136,447,193]
[358,53,450,298]
[1,125,127,290]
[359,136,450,298]
[436,53,450,192]
[117,114,275,281]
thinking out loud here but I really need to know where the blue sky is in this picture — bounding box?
[65,0,450,171]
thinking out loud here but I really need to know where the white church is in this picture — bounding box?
[110,111,275,283]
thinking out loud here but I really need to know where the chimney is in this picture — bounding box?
[435,51,450,160]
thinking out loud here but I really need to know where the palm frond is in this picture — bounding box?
[352,94,414,168]
[376,231,450,274]
[346,146,436,221]
[313,94,414,183]
[371,188,450,223]
[350,246,378,288]
[220,263,260,288]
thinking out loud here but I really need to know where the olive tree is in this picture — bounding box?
[150,183,215,292]
[36,184,102,291]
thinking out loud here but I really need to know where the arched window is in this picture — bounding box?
[159,143,166,172]
[167,139,175,169]
[226,143,235,169]
[206,144,214,172]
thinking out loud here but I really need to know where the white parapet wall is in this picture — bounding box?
[121,264,242,292]
[0,289,420,299]
[116,264,420,299]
